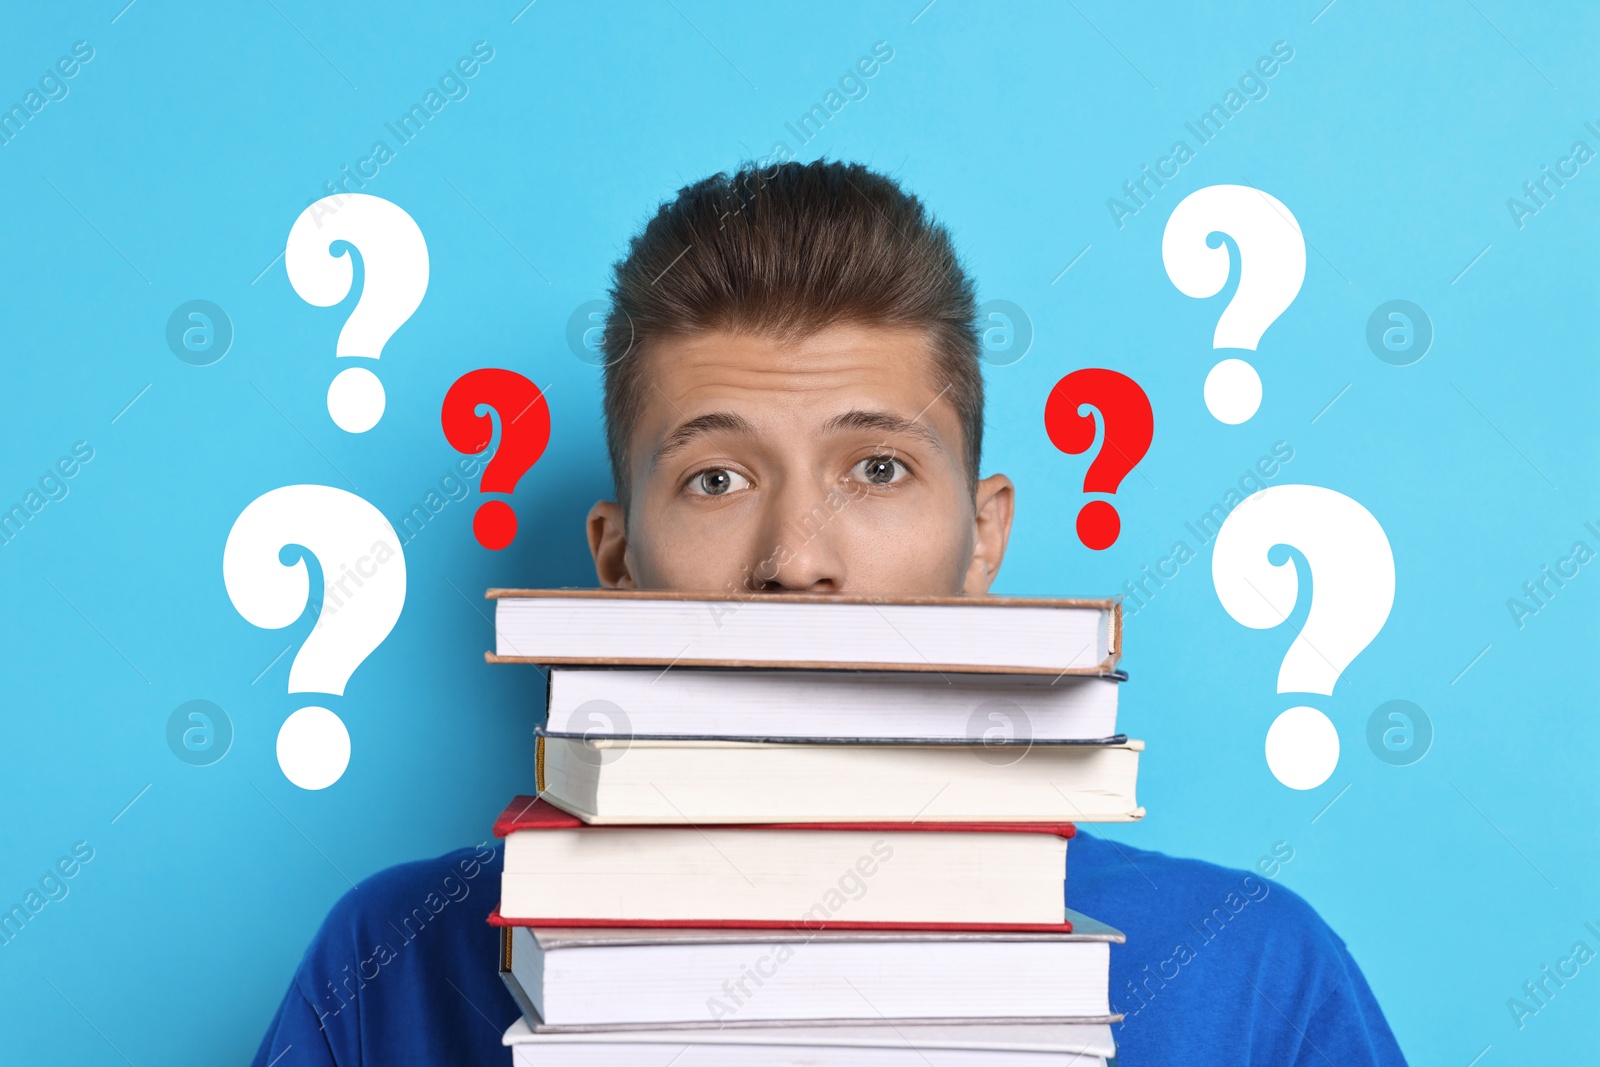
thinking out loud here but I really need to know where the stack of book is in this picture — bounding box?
[484,589,1141,1066]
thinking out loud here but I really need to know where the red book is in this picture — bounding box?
[492,797,1076,932]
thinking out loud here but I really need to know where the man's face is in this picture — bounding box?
[587,323,1014,596]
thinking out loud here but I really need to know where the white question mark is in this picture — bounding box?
[1212,484,1394,790]
[286,194,429,434]
[1162,184,1306,425]
[223,485,408,789]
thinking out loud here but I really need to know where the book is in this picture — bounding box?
[545,667,1125,743]
[535,736,1144,824]
[493,797,1074,928]
[500,1016,1116,1066]
[486,589,1121,675]
[496,915,1124,1030]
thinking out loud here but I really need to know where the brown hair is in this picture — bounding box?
[600,159,982,510]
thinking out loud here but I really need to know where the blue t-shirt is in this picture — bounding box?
[251,833,1407,1065]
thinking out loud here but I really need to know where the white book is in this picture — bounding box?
[488,589,1121,676]
[497,917,1124,1029]
[496,798,1073,926]
[536,737,1144,824]
[501,1016,1115,1066]
[545,668,1123,742]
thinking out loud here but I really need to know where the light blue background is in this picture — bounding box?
[1,1,1596,1061]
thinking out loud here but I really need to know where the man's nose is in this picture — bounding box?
[747,481,851,593]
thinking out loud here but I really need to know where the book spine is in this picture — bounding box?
[535,734,545,794]
[497,927,544,1026]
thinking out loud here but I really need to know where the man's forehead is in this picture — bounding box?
[631,324,959,463]
[643,324,945,407]
[650,407,949,469]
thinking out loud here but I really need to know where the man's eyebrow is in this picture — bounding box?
[823,409,945,452]
[652,411,759,467]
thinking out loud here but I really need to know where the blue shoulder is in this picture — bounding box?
[318,842,502,935]
[257,842,516,1065]
[1074,835,1406,1063]
[1069,832,1342,959]
[291,841,503,996]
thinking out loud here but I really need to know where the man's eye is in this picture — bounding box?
[852,456,908,486]
[687,468,752,496]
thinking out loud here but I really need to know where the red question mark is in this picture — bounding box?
[1044,368,1153,551]
[441,368,550,550]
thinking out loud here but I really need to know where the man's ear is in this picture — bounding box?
[586,500,636,588]
[961,473,1015,594]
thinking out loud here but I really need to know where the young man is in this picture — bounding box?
[253,161,1407,1065]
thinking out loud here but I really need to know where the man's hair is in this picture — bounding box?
[600,159,983,511]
